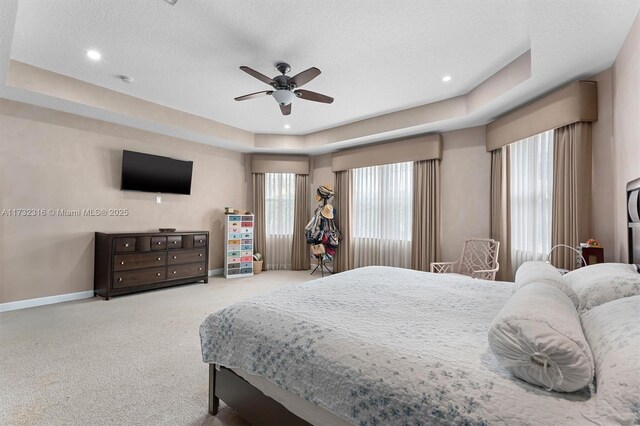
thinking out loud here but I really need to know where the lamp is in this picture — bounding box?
[547,244,587,268]
[272,89,296,106]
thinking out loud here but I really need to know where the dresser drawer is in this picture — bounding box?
[168,248,206,265]
[114,237,136,253]
[167,235,182,249]
[193,234,208,247]
[113,267,166,289]
[151,236,166,250]
[114,252,166,272]
[167,262,206,280]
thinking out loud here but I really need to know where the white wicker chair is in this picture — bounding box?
[430,238,500,280]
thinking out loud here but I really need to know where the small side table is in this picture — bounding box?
[579,246,604,266]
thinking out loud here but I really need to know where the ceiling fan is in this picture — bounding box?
[234,63,334,116]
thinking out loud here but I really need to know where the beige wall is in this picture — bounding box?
[613,11,640,261]
[589,68,616,261]
[440,126,491,261]
[309,154,333,214]
[0,99,249,303]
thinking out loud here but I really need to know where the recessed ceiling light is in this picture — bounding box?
[284,124,291,129]
[442,75,452,82]
[86,49,102,61]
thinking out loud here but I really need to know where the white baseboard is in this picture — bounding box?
[2,272,224,313]
[208,268,224,277]
[0,290,95,313]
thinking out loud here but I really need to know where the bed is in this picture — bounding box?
[199,179,640,425]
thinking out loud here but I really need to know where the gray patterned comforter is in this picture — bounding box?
[200,266,599,425]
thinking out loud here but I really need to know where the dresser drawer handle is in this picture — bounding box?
[173,241,177,244]
[124,243,129,248]
[157,241,162,245]
[120,261,125,265]
[157,272,161,276]
[199,240,203,243]
[172,270,176,274]
[118,278,123,282]
[157,257,162,261]
[199,253,203,257]
[198,267,202,271]
[173,256,177,259]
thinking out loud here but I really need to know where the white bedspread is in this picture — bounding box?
[200,266,603,425]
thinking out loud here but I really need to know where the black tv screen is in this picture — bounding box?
[121,150,193,195]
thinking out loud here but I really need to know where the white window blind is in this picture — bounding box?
[265,173,295,270]
[510,130,554,274]
[352,162,413,268]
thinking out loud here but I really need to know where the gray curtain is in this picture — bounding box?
[411,159,440,271]
[333,170,353,272]
[291,174,311,270]
[252,173,267,271]
[490,146,512,281]
[551,122,592,270]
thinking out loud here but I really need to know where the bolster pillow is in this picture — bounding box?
[515,261,580,308]
[488,283,594,392]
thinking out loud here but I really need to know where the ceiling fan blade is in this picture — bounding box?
[288,67,321,88]
[239,66,276,86]
[295,89,334,104]
[234,90,273,101]
[280,103,291,115]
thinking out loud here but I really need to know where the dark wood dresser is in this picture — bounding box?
[94,231,209,299]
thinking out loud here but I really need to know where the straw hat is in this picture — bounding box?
[315,184,335,202]
[320,204,334,219]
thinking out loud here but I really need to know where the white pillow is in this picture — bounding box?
[488,283,594,392]
[580,295,640,424]
[515,261,580,308]
[563,263,640,312]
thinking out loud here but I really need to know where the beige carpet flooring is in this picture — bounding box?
[1,271,318,425]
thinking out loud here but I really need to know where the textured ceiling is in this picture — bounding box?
[4,0,640,146]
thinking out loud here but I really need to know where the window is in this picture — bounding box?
[510,130,554,274]
[352,162,413,268]
[265,173,295,270]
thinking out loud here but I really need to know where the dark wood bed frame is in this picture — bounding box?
[208,364,311,425]
[206,178,640,425]
[627,177,640,264]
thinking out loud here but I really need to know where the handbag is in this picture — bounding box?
[310,243,326,256]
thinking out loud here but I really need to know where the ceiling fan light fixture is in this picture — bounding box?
[272,89,296,106]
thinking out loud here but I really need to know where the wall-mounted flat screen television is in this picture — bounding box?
[121,150,193,195]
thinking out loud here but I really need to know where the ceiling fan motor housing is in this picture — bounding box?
[273,74,289,88]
